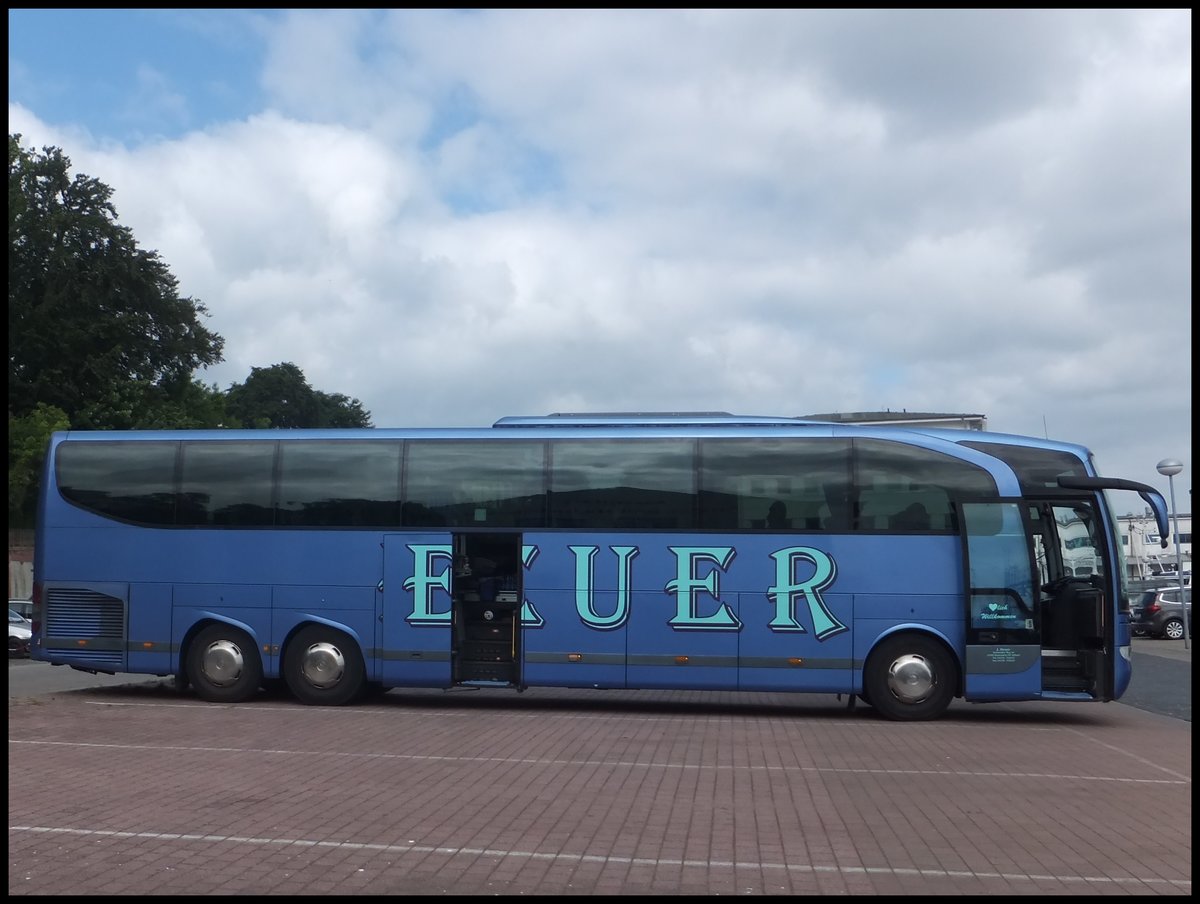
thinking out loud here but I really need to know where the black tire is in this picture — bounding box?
[864,633,957,722]
[1161,618,1185,641]
[186,623,263,703]
[283,625,365,706]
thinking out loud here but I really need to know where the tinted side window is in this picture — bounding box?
[277,440,402,527]
[698,438,852,531]
[404,440,546,527]
[550,439,695,529]
[178,442,277,526]
[56,440,179,526]
[962,441,1086,494]
[854,439,997,532]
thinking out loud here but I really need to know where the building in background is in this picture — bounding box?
[9,528,33,600]
[1118,512,1192,585]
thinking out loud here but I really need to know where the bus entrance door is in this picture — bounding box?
[1034,500,1111,699]
[449,533,522,688]
[380,533,454,687]
[960,502,1042,702]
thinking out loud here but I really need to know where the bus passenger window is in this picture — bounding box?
[766,501,791,529]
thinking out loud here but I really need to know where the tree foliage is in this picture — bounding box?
[8,404,70,527]
[226,362,372,428]
[8,134,373,524]
[315,391,373,428]
[8,134,225,427]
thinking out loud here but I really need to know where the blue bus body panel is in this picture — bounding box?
[128,583,172,674]
[381,534,452,687]
[521,536,629,688]
[172,582,273,676]
[962,645,1042,700]
[37,524,383,677]
[35,516,970,695]
[272,585,376,682]
[519,532,960,694]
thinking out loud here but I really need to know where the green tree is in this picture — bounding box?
[226,362,372,428]
[8,134,225,427]
[8,135,373,523]
[315,390,373,428]
[8,404,70,527]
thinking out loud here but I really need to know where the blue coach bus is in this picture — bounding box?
[31,413,1171,721]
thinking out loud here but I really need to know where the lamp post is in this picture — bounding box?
[1156,459,1189,650]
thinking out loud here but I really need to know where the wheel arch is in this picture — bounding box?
[179,615,263,675]
[278,615,369,665]
[862,625,963,698]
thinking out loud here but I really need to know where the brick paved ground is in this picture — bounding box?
[7,684,1192,895]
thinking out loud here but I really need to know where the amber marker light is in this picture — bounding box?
[568,653,583,662]
[675,655,689,664]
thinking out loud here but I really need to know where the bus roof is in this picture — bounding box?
[902,425,1093,461]
[493,412,838,427]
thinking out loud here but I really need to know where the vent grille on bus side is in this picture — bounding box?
[43,588,126,666]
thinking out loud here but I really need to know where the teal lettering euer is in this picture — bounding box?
[402,544,452,624]
[520,543,544,627]
[401,543,547,628]
[570,545,638,630]
[767,546,846,639]
[665,546,742,631]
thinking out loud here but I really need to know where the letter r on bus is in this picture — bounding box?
[767,546,845,639]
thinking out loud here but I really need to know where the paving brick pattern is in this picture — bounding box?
[7,685,1192,895]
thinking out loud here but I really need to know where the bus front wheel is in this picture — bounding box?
[186,623,264,704]
[864,633,956,722]
[284,625,365,706]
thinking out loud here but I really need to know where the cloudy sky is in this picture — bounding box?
[8,9,1192,507]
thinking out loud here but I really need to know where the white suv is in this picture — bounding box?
[8,607,32,657]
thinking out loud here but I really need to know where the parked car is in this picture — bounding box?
[9,599,33,620]
[1130,587,1192,639]
[8,607,32,657]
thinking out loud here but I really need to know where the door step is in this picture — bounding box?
[1042,651,1092,692]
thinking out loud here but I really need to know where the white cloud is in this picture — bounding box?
[7,8,1191,500]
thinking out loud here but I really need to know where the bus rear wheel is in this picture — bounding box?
[864,633,956,722]
[284,625,365,706]
[186,623,263,704]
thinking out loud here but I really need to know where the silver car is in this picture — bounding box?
[8,607,32,657]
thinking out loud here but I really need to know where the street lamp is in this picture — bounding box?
[1156,459,1189,650]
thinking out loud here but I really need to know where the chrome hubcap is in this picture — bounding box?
[886,653,936,704]
[201,639,245,687]
[300,642,345,689]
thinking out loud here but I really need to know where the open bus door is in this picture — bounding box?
[1026,498,1113,698]
[960,501,1042,701]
